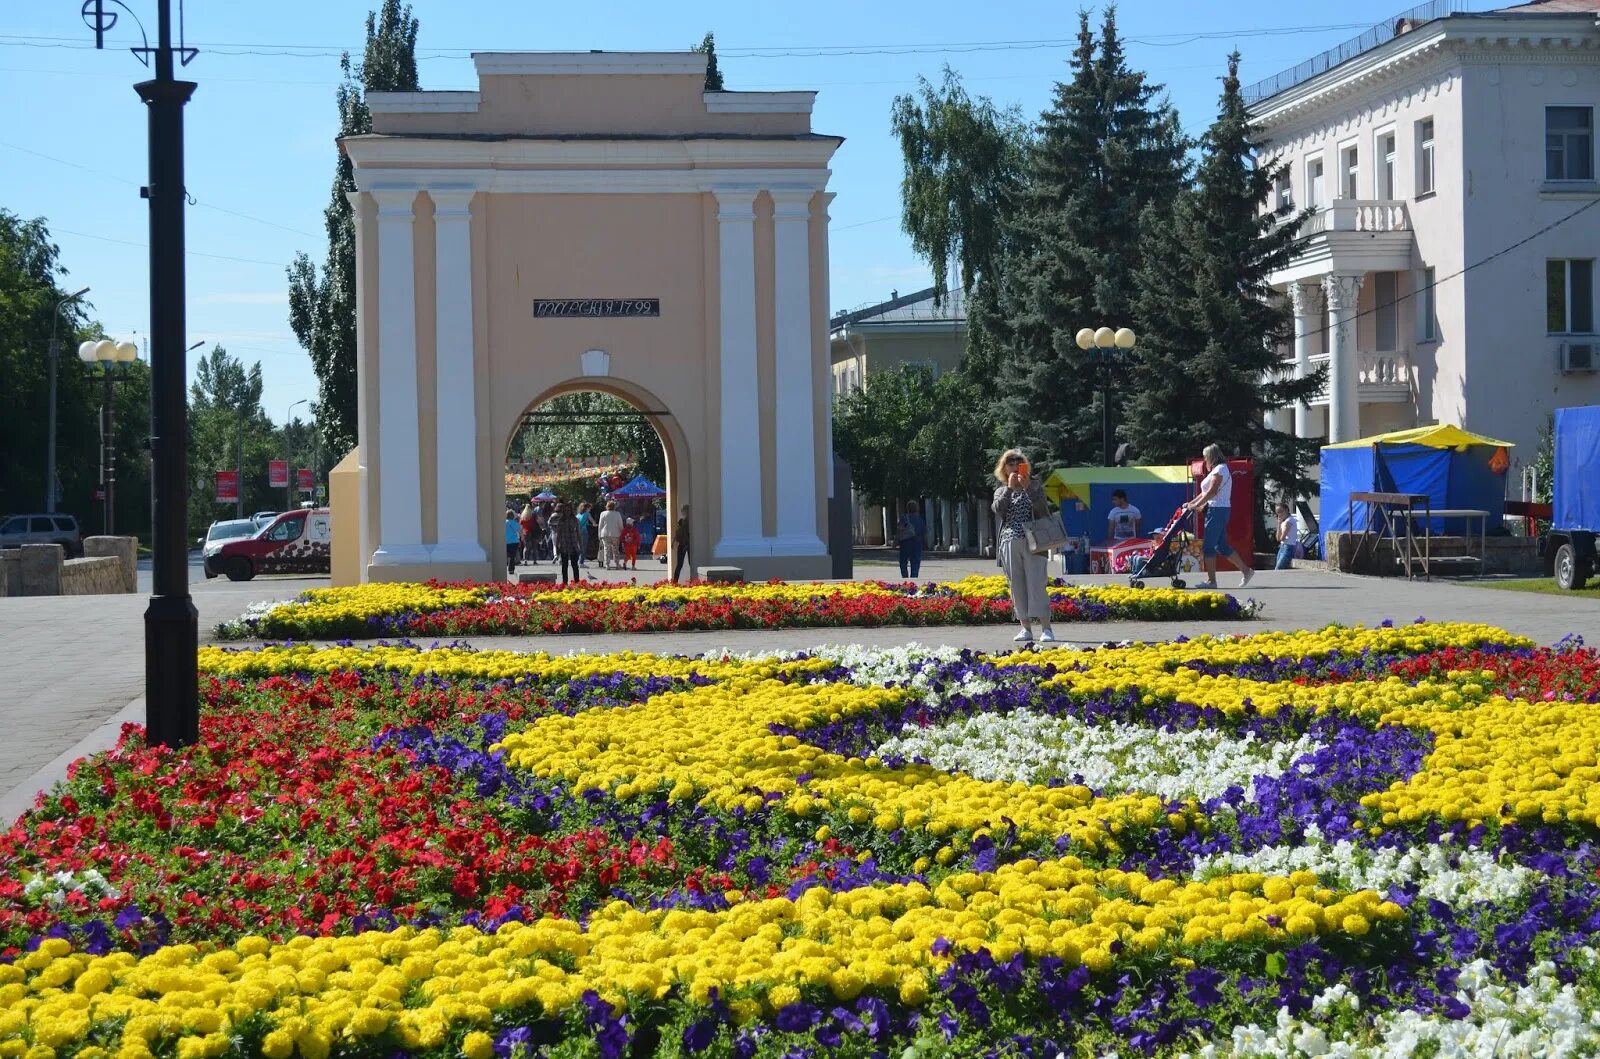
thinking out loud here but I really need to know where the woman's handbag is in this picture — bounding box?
[1023,512,1069,556]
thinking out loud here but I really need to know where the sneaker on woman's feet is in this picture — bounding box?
[1238,568,1254,589]
[1039,628,1058,643]
[1013,628,1034,642]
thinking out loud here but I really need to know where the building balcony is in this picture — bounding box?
[1270,199,1415,286]
[1304,349,1413,406]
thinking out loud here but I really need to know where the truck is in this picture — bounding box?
[207,507,331,582]
[1546,405,1600,591]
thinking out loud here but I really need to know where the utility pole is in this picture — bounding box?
[235,409,244,520]
[286,398,307,512]
[85,0,200,748]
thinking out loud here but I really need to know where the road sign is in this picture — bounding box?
[268,459,288,488]
[215,470,239,502]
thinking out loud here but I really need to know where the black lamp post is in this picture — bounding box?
[82,0,199,749]
[77,338,141,534]
[1075,326,1137,467]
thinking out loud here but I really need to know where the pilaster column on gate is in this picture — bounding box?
[429,187,485,564]
[368,186,429,566]
[1289,281,1321,440]
[1322,272,1365,445]
[712,187,766,557]
[346,191,373,578]
[769,188,826,555]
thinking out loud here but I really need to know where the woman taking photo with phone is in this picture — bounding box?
[992,449,1056,643]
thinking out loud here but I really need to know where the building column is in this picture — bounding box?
[770,189,826,555]
[346,192,372,579]
[368,187,428,567]
[713,188,765,557]
[430,188,484,565]
[1323,272,1364,444]
[943,498,960,552]
[1290,281,1320,440]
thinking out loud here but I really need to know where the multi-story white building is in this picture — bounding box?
[1250,0,1600,465]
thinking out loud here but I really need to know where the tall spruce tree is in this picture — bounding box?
[694,33,724,91]
[287,1,420,459]
[993,8,1189,469]
[1127,52,1323,505]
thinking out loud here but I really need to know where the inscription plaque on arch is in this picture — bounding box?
[533,298,659,318]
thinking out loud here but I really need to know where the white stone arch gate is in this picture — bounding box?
[335,51,841,584]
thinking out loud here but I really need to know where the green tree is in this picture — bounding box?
[694,32,724,91]
[831,365,939,506]
[992,7,1189,467]
[891,68,1030,311]
[508,392,668,505]
[187,345,276,537]
[1127,52,1323,506]
[912,371,997,500]
[288,1,420,461]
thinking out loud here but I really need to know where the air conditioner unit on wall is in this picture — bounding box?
[1560,341,1596,373]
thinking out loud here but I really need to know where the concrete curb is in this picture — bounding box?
[0,695,144,826]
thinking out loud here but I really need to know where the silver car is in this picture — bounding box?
[200,518,261,578]
[0,514,83,558]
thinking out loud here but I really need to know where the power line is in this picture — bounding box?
[1292,195,1600,343]
[50,226,291,269]
[0,140,320,239]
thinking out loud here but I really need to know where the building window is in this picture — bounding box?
[1307,157,1325,209]
[1274,171,1293,210]
[1375,271,1398,350]
[1340,143,1359,199]
[1377,131,1396,199]
[1548,259,1596,334]
[1416,118,1435,197]
[1416,267,1438,342]
[1546,107,1594,182]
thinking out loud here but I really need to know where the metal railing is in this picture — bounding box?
[1243,0,1470,105]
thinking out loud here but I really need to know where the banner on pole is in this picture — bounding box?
[296,468,314,494]
[215,470,239,502]
[268,460,288,488]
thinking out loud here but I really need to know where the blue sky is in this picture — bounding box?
[0,0,1459,424]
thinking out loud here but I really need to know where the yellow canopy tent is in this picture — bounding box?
[1042,465,1191,506]
[1322,424,1514,451]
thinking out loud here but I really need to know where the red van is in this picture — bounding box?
[208,508,331,581]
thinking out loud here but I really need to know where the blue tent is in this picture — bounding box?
[1319,425,1513,551]
[610,474,665,499]
[1554,406,1600,532]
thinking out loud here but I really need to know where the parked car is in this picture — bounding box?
[208,508,331,581]
[250,511,279,530]
[0,513,83,557]
[198,519,262,578]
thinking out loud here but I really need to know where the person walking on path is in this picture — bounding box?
[597,501,624,570]
[992,449,1056,643]
[504,510,522,578]
[896,501,926,580]
[1274,501,1302,570]
[1183,443,1254,590]
[519,502,540,564]
[672,505,691,583]
[621,518,641,570]
[550,501,583,584]
[576,503,594,568]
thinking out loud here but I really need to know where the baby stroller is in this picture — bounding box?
[1128,506,1201,590]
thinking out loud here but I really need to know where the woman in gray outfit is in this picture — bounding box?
[992,448,1056,643]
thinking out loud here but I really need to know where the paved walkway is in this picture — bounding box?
[2,558,1597,824]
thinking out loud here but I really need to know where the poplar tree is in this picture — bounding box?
[1127,52,1324,502]
[287,1,420,459]
[695,33,724,91]
[992,7,1188,468]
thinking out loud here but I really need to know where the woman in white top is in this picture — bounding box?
[1181,443,1253,590]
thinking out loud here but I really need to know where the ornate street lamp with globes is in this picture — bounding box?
[1075,326,1137,467]
[78,338,142,535]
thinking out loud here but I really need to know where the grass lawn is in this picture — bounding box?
[1471,576,1600,600]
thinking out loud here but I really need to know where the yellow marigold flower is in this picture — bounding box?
[461,1032,495,1059]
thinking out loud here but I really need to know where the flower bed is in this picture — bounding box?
[4,625,1600,1056]
[215,576,1256,641]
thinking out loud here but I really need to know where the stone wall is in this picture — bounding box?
[62,556,127,596]
[0,537,137,597]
